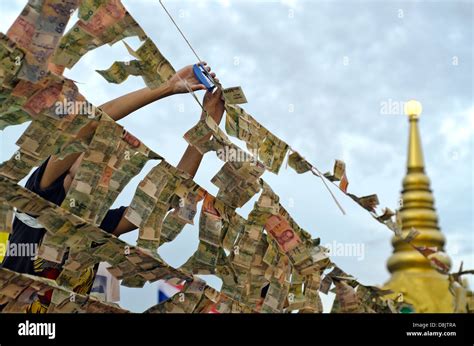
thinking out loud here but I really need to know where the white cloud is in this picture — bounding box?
[439,106,474,160]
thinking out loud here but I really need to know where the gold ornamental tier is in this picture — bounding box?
[383,100,454,313]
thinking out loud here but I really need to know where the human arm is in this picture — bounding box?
[99,62,215,121]
[113,88,225,237]
[39,63,216,190]
[176,87,225,178]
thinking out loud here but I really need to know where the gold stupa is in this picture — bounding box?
[383,100,454,312]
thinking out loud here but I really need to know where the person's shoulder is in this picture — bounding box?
[99,206,127,233]
[25,157,68,205]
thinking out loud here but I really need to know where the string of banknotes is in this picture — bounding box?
[0,267,128,313]
[155,0,453,275]
[0,0,464,314]
[155,0,422,234]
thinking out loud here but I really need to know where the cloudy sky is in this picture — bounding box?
[0,0,472,312]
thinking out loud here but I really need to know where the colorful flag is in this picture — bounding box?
[157,279,184,303]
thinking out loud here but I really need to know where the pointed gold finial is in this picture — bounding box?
[383,100,454,312]
[405,100,425,172]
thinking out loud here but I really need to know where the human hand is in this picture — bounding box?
[167,61,217,94]
[201,88,225,124]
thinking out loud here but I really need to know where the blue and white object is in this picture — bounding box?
[157,279,184,303]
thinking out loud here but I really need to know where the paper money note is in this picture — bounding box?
[0,267,128,313]
[126,161,189,248]
[189,194,225,272]
[97,38,175,89]
[62,114,158,225]
[287,151,312,174]
[323,159,346,182]
[52,0,146,69]
[265,214,302,253]
[258,133,289,174]
[333,279,361,313]
[96,60,143,84]
[0,202,14,234]
[7,0,80,82]
[0,32,25,83]
[348,193,379,212]
[224,104,289,173]
[339,172,349,193]
[0,176,190,292]
[224,104,263,150]
[222,86,248,104]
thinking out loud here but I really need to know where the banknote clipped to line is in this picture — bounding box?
[0,0,439,315]
[287,151,312,174]
[181,193,224,275]
[347,193,380,213]
[0,33,30,130]
[60,113,161,226]
[0,32,25,84]
[145,278,253,313]
[125,161,191,252]
[158,179,206,246]
[323,159,349,192]
[97,39,176,89]
[0,32,103,182]
[223,104,289,174]
[6,0,80,82]
[222,86,248,105]
[0,268,128,313]
[0,176,191,289]
[52,0,147,69]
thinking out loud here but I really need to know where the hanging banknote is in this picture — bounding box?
[348,193,379,212]
[323,159,346,182]
[332,278,362,313]
[187,194,225,274]
[125,161,190,251]
[260,256,291,313]
[0,176,190,289]
[52,0,146,69]
[61,114,160,225]
[224,182,279,302]
[222,86,247,105]
[258,132,289,174]
[224,104,263,150]
[97,39,176,89]
[0,150,43,183]
[287,151,312,174]
[0,268,127,313]
[7,0,80,82]
[211,159,265,208]
[225,104,289,173]
[0,32,25,94]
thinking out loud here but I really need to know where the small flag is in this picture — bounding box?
[157,279,184,303]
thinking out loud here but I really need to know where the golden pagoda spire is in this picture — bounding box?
[383,100,454,312]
